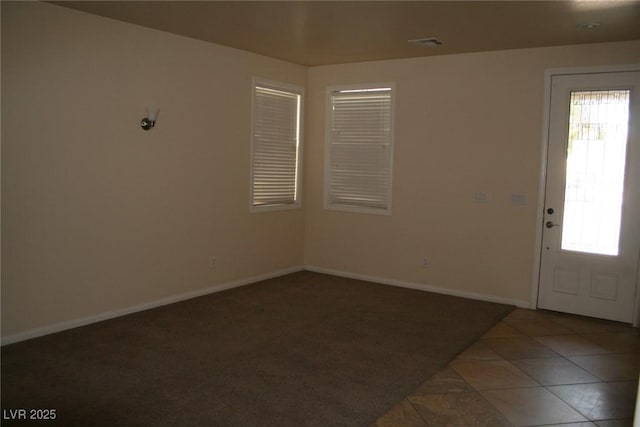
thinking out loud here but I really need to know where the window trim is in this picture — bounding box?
[250,77,304,213]
[323,82,395,215]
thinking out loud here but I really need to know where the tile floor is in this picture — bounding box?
[373,308,640,427]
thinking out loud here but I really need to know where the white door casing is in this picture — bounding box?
[537,70,640,324]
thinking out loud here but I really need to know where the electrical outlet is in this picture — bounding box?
[422,258,429,268]
[209,257,217,269]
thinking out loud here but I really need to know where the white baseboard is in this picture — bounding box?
[2,265,529,346]
[1,265,304,346]
[304,265,530,309]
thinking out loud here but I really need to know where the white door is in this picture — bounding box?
[538,70,640,323]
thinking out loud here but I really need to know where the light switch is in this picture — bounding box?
[473,192,489,203]
[510,193,526,205]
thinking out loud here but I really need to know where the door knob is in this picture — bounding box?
[545,221,560,229]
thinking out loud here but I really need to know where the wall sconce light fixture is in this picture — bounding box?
[141,108,160,131]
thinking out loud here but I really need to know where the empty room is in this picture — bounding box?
[2,1,640,426]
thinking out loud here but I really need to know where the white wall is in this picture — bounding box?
[1,2,307,340]
[3,1,640,342]
[304,41,640,306]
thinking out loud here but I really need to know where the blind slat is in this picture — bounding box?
[327,88,393,212]
[252,84,301,208]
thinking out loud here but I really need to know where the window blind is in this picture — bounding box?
[251,85,301,209]
[327,88,393,212]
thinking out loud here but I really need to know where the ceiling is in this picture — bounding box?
[53,1,640,66]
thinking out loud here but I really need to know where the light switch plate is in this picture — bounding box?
[510,193,526,205]
[473,192,489,203]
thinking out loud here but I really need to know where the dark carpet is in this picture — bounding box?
[1,271,513,426]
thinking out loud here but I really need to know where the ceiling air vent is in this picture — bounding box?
[408,37,444,47]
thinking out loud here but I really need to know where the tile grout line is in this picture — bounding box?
[471,318,636,424]
[405,397,432,427]
[374,309,639,426]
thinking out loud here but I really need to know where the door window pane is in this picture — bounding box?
[561,90,630,255]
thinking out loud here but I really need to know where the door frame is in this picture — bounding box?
[530,64,640,327]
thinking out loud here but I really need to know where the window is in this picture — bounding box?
[250,79,303,212]
[325,84,394,214]
[561,89,630,256]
